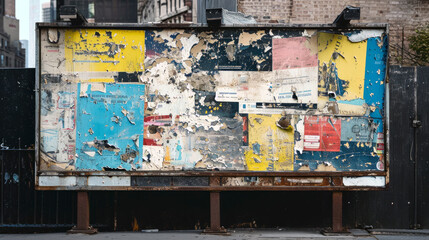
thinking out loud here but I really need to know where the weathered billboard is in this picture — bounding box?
[36,24,388,190]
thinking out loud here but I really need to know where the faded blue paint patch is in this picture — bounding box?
[41,90,55,116]
[176,140,182,161]
[75,83,145,170]
[168,138,193,169]
[295,141,380,171]
[364,37,387,118]
[3,172,9,184]
[12,173,19,183]
[337,98,365,106]
[57,91,75,108]
[252,143,261,155]
[41,129,58,153]
[341,117,382,143]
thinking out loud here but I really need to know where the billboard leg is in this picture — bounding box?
[321,191,349,235]
[203,191,229,235]
[332,191,344,232]
[68,191,98,234]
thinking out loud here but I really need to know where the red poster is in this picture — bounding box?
[304,116,341,152]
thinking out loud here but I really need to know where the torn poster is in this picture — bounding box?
[304,116,341,152]
[215,67,318,104]
[272,36,318,70]
[245,114,295,171]
[75,83,145,170]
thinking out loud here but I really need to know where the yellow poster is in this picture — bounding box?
[245,114,294,171]
[317,32,367,101]
[65,29,145,73]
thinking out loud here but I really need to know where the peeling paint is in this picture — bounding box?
[287,178,323,184]
[39,27,387,175]
[245,114,294,171]
[343,176,385,187]
[347,30,384,43]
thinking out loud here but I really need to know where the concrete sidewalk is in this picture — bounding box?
[0,229,428,240]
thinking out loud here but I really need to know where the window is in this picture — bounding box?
[5,56,8,67]
[1,55,4,66]
[88,2,95,18]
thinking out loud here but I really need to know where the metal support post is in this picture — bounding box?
[322,191,348,235]
[68,191,97,234]
[210,191,221,231]
[203,177,228,235]
[332,191,344,232]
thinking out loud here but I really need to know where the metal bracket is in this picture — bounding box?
[412,120,422,128]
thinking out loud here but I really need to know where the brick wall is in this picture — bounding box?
[238,0,429,65]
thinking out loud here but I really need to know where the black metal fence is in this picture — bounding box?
[0,66,427,231]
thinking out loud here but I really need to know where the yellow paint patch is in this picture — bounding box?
[164,146,171,166]
[65,29,145,72]
[245,114,294,171]
[318,32,367,101]
[88,78,115,83]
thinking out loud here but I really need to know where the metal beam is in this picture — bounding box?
[203,177,228,235]
[332,191,344,232]
[67,192,97,234]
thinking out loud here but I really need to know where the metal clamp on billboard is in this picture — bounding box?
[36,23,389,192]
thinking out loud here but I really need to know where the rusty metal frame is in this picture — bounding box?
[35,22,390,192]
[37,170,386,177]
[35,22,390,234]
[35,175,386,191]
[36,22,388,30]
[384,24,391,189]
[35,21,41,195]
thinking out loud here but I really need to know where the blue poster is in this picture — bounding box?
[75,83,145,170]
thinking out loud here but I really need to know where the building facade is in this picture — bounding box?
[42,2,51,22]
[138,0,193,23]
[53,0,137,23]
[238,0,429,65]
[0,0,25,68]
[138,0,238,24]
[138,0,428,65]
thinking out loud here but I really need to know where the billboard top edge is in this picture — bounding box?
[36,22,388,30]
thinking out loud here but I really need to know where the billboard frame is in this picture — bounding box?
[35,22,390,192]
